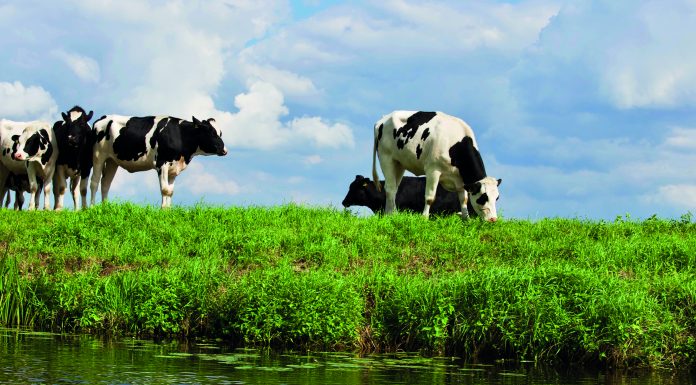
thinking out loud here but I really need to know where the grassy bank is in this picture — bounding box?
[1,203,695,368]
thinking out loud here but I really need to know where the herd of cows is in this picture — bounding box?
[0,108,501,221]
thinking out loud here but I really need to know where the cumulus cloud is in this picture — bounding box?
[214,81,354,150]
[0,81,57,120]
[657,184,696,211]
[53,50,100,83]
[184,163,241,196]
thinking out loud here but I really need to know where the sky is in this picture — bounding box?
[1,0,696,220]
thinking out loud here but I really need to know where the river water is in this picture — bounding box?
[1,328,693,384]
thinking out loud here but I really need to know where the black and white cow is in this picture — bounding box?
[52,106,94,210]
[372,111,501,221]
[88,115,227,208]
[342,175,476,217]
[0,119,58,210]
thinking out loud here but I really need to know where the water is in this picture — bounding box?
[1,328,693,384]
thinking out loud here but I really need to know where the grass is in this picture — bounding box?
[0,203,695,368]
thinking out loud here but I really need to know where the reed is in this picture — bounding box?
[0,203,694,368]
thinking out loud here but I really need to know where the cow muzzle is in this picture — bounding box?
[13,153,24,161]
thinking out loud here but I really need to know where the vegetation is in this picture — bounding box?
[1,203,695,368]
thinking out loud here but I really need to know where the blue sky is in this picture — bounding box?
[2,0,695,219]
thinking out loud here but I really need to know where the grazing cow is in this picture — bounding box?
[89,115,227,208]
[342,175,476,217]
[0,119,57,210]
[52,106,94,210]
[372,110,501,221]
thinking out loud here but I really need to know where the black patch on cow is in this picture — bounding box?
[396,139,405,149]
[94,116,111,143]
[416,144,423,159]
[393,128,397,139]
[421,127,430,141]
[377,124,383,141]
[113,116,156,162]
[449,136,487,184]
[476,193,489,206]
[394,111,437,148]
[21,130,48,158]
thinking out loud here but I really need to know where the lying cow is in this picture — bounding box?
[88,115,227,208]
[342,174,476,217]
[373,110,501,221]
[0,119,58,210]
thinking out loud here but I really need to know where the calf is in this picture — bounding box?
[52,106,94,210]
[0,119,58,210]
[2,173,31,210]
[342,175,476,217]
[89,115,227,208]
[373,111,501,221]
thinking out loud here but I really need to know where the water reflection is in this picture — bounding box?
[0,328,693,384]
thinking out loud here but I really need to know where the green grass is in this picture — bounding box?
[0,203,695,368]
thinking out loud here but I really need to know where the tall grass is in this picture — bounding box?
[0,203,694,368]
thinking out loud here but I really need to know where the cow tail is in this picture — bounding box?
[372,133,381,192]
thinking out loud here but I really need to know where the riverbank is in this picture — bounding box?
[1,204,694,368]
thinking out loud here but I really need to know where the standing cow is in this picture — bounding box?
[342,174,476,217]
[0,119,58,210]
[372,111,501,221]
[52,106,94,210]
[2,173,34,210]
[88,115,227,208]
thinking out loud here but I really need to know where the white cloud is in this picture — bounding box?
[0,81,57,120]
[53,50,100,83]
[663,128,696,151]
[184,163,241,196]
[303,155,323,165]
[657,184,696,210]
[214,81,354,150]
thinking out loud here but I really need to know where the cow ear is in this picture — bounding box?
[497,178,502,186]
[62,112,70,122]
[86,111,94,121]
[192,116,200,125]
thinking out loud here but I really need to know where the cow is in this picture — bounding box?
[2,173,32,210]
[342,174,476,217]
[88,115,227,208]
[372,110,501,222]
[52,106,94,210]
[0,119,58,210]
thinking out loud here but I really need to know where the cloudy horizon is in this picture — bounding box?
[2,0,695,220]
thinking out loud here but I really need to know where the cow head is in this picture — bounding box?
[12,125,53,164]
[60,106,93,148]
[465,177,501,222]
[342,175,385,212]
[192,116,227,156]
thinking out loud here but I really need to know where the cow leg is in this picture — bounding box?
[42,167,54,210]
[15,190,24,211]
[380,159,404,214]
[89,158,104,207]
[80,173,90,209]
[53,167,67,211]
[0,168,9,209]
[100,159,119,204]
[158,166,174,208]
[26,166,39,211]
[457,189,470,220]
[423,170,442,218]
[70,176,81,211]
[2,188,8,208]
